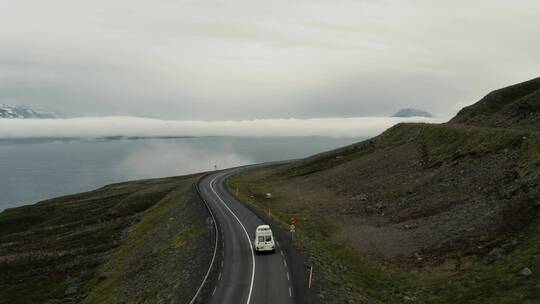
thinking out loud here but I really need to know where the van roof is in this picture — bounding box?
[256,225,271,231]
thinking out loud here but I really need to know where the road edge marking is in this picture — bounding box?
[189,175,220,304]
[210,173,256,304]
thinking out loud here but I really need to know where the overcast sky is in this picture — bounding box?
[1,0,539,120]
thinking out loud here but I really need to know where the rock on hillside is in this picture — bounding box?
[0,104,56,119]
[392,108,433,118]
[449,77,540,129]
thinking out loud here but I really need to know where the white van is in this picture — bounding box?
[253,225,275,253]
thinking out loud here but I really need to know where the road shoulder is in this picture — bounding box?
[225,169,321,304]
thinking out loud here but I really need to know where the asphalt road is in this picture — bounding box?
[198,167,296,304]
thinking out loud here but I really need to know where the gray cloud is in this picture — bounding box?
[0,0,539,119]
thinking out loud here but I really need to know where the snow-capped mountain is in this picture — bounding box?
[0,105,57,119]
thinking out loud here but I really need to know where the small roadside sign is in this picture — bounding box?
[290,215,297,240]
[290,216,297,225]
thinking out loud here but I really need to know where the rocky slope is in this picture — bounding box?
[230,78,540,303]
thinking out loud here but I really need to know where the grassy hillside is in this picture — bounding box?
[450,77,540,129]
[229,122,540,303]
[0,175,212,304]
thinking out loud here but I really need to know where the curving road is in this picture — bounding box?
[197,167,295,304]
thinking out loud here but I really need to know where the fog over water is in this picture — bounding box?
[0,116,441,138]
[0,136,366,211]
[0,116,444,211]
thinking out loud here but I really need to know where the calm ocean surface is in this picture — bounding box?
[0,136,364,211]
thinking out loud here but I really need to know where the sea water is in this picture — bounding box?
[0,136,364,211]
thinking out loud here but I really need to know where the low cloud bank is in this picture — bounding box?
[0,116,443,139]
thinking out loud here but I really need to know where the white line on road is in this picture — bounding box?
[289,287,292,297]
[210,174,256,304]
[218,272,222,281]
[286,272,290,281]
[280,250,284,257]
[212,287,217,296]
[283,260,287,268]
[188,177,219,304]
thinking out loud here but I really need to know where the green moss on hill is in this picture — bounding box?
[0,175,211,304]
[450,77,540,129]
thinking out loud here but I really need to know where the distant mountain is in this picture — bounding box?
[0,104,56,119]
[392,108,433,118]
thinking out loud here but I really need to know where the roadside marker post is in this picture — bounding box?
[308,266,313,289]
[206,217,214,231]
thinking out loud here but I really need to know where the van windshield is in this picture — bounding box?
[258,236,264,242]
[265,236,272,242]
